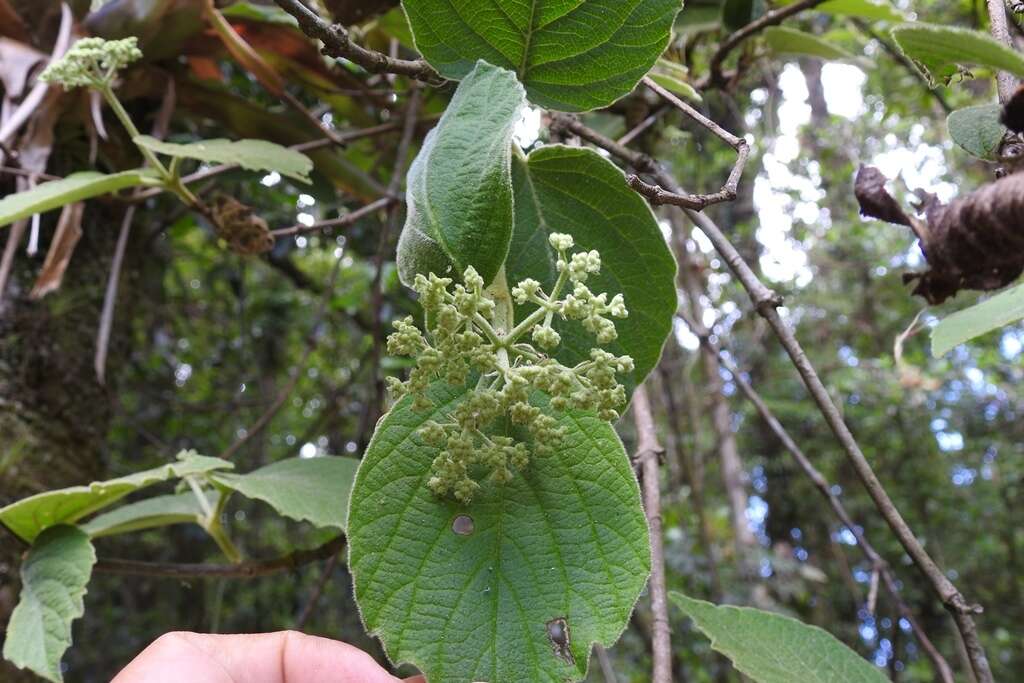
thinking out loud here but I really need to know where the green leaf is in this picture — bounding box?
[763,27,862,63]
[931,282,1024,356]
[79,491,214,538]
[649,58,702,101]
[670,593,889,683]
[348,383,650,682]
[212,456,359,531]
[0,451,232,543]
[220,1,299,26]
[891,23,1024,87]
[133,136,313,183]
[722,0,765,32]
[0,170,157,228]
[2,526,96,683]
[397,61,524,286]
[507,145,677,393]
[813,0,904,23]
[402,0,682,112]
[947,104,1006,160]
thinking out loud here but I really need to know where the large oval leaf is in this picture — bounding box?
[3,526,96,683]
[0,169,157,228]
[397,61,525,286]
[506,145,677,392]
[401,0,682,112]
[348,383,650,682]
[892,23,1024,87]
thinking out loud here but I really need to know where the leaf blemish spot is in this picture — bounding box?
[545,617,575,665]
[451,514,474,535]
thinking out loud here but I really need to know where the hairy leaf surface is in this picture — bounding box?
[0,170,157,228]
[397,61,524,286]
[932,282,1024,356]
[213,456,359,530]
[348,383,650,682]
[671,593,889,683]
[2,526,96,683]
[401,0,682,111]
[134,136,313,182]
[892,23,1024,86]
[507,145,677,393]
[0,451,232,543]
[947,104,1006,160]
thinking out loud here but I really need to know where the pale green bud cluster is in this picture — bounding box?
[386,233,634,504]
[40,37,142,89]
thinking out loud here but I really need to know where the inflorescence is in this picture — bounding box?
[387,233,634,504]
[40,37,142,89]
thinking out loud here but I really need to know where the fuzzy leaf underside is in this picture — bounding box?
[671,593,889,683]
[397,61,524,286]
[0,170,156,228]
[133,136,313,183]
[212,456,359,531]
[348,382,650,682]
[2,526,96,683]
[0,452,232,543]
[931,281,1024,356]
[891,23,1024,86]
[401,0,682,112]
[506,145,677,394]
[946,104,1006,160]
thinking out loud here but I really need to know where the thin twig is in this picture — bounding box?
[270,196,396,238]
[0,165,61,182]
[562,115,994,683]
[273,0,440,83]
[623,78,749,212]
[294,546,342,629]
[677,310,954,683]
[702,0,828,88]
[632,384,672,683]
[95,536,346,579]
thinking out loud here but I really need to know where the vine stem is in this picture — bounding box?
[97,84,168,177]
[556,115,995,683]
[632,384,672,683]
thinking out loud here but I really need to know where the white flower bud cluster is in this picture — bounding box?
[40,37,142,89]
[386,233,634,504]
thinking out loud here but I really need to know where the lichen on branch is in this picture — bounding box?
[386,233,634,503]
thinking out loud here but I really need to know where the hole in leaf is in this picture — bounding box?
[546,617,575,665]
[451,514,474,535]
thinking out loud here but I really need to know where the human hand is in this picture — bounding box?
[113,631,424,683]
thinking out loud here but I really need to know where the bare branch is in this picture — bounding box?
[270,196,396,239]
[624,77,749,212]
[563,116,995,683]
[632,384,672,683]
[95,536,347,579]
[985,0,1018,102]
[702,0,828,88]
[273,0,440,83]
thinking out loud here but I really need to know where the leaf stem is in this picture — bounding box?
[97,83,169,177]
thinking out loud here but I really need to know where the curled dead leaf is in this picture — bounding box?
[209,193,274,255]
[855,165,1024,303]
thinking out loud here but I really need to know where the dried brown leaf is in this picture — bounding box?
[29,202,84,300]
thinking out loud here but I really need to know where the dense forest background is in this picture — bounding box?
[0,0,1021,681]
